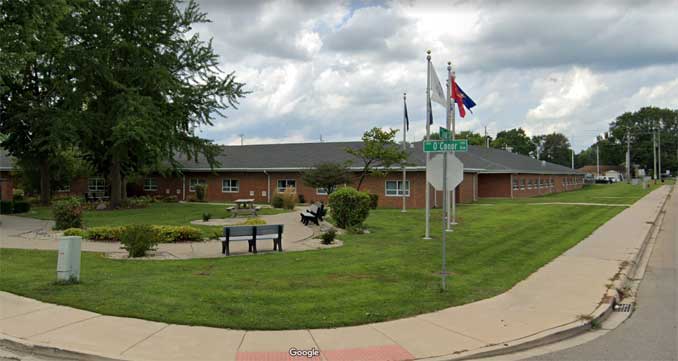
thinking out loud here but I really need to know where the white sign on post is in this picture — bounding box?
[426,154,464,190]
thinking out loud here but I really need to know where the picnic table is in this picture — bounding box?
[227,199,260,217]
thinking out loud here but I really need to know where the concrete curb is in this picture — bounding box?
[0,333,123,361]
[432,185,674,361]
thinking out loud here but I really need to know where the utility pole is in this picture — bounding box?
[596,143,600,177]
[626,128,631,182]
[484,126,489,148]
[571,149,574,169]
[658,118,662,181]
[653,124,657,182]
[239,134,244,146]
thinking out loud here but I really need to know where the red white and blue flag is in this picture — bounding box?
[451,76,476,118]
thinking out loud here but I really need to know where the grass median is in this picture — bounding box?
[0,184,661,330]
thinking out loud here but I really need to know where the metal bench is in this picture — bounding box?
[219,224,284,256]
[300,203,325,226]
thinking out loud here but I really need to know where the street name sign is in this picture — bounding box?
[423,139,468,152]
[439,127,452,140]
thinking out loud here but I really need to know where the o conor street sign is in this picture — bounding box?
[423,139,468,152]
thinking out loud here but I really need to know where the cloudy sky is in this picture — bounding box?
[193,0,678,151]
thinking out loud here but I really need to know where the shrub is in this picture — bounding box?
[151,225,202,243]
[280,188,297,210]
[53,197,83,230]
[238,218,267,226]
[328,187,371,229]
[194,184,207,202]
[0,200,12,214]
[63,228,87,238]
[87,226,125,242]
[125,196,151,209]
[120,225,158,258]
[11,201,31,214]
[298,194,306,204]
[202,212,211,222]
[271,194,284,208]
[320,228,336,245]
[161,195,178,202]
[368,193,379,209]
[12,190,24,201]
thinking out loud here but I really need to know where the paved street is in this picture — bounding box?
[527,186,678,361]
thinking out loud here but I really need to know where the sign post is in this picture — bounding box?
[424,143,467,291]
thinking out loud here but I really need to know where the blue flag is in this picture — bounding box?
[404,98,409,130]
[427,97,433,125]
[457,84,476,113]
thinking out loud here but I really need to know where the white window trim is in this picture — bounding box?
[221,179,239,193]
[520,179,526,190]
[88,177,106,192]
[144,177,158,192]
[276,179,296,193]
[385,180,410,197]
[316,187,328,195]
[189,178,206,192]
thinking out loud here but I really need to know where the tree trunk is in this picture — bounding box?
[109,158,122,209]
[39,159,51,205]
[356,173,366,191]
[121,176,128,202]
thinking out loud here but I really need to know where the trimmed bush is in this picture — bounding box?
[63,228,87,238]
[328,187,371,229]
[194,184,207,202]
[124,196,151,209]
[320,228,336,245]
[298,194,306,204]
[0,200,12,214]
[87,226,125,242]
[151,225,202,243]
[12,201,31,214]
[202,212,211,222]
[238,218,266,226]
[368,193,379,209]
[53,197,83,230]
[271,194,284,208]
[120,225,157,258]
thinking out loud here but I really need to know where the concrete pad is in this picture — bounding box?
[371,317,485,358]
[0,305,98,338]
[123,324,245,361]
[0,292,53,320]
[30,315,167,356]
[238,330,316,352]
[311,325,395,350]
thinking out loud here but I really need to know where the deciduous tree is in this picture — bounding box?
[347,127,408,190]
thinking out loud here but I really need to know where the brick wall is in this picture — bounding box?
[0,171,13,201]
[511,174,584,198]
[478,173,512,198]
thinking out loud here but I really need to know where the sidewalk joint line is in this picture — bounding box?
[119,324,169,356]
[27,314,102,339]
[235,330,247,353]
[0,304,56,321]
[306,329,327,361]
[416,316,490,344]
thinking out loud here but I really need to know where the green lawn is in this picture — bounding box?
[0,184,661,330]
[20,202,289,237]
[477,183,664,205]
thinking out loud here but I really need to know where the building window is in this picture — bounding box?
[222,179,239,193]
[56,185,71,193]
[189,178,206,192]
[88,177,106,192]
[144,178,158,192]
[512,178,519,190]
[385,180,410,197]
[316,187,328,195]
[277,179,296,193]
[520,179,526,190]
[527,180,533,190]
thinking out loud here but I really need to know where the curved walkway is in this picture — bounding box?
[0,186,672,361]
[0,211,328,259]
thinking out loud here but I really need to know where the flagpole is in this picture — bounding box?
[446,62,453,231]
[402,92,407,213]
[424,50,432,240]
[450,68,457,226]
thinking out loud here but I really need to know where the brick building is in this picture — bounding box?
[0,142,584,207]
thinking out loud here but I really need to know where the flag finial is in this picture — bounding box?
[426,49,431,60]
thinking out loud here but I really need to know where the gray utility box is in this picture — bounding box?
[57,236,82,282]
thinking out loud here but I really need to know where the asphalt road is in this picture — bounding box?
[526,188,678,361]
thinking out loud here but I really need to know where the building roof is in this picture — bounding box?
[0,149,13,171]
[176,141,580,175]
[0,141,580,175]
[577,165,625,174]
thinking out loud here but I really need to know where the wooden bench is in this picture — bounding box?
[219,224,284,256]
[300,203,325,226]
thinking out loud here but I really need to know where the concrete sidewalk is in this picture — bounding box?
[0,186,672,361]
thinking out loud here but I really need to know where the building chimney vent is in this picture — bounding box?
[541,160,546,167]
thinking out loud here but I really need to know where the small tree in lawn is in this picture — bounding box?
[301,162,351,195]
[346,127,408,190]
